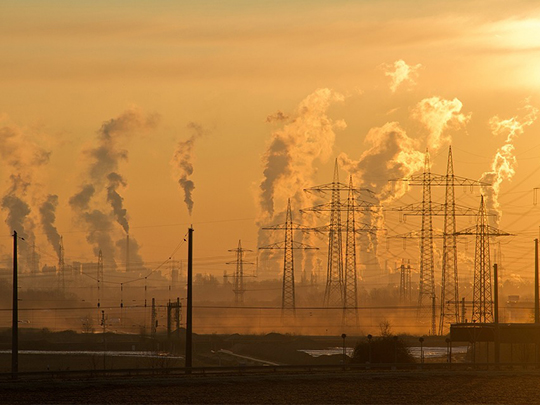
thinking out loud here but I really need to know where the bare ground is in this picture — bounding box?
[1,370,540,404]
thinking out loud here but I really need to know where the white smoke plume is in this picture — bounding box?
[384,60,422,93]
[480,102,538,225]
[0,119,50,271]
[70,107,158,267]
[259,88,346,221]
[39,194,62,260]
[340,122,425,283]
[257,88,345,279]
[412,96,470,151]
[340,122,424,204]
[171,122,205,216]
[107,172,129,234]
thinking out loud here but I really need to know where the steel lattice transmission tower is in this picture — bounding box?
[439,147,458,334]
[390,148,486,335]
[455,196,511,323]
[226,240,252,305]
[343,176,358,325]
[260,199,317,315]
[342,176,375,325]
[325,162,344,306]
[419,152,435,332]
[304,161,375,308]
[399,260,412,304]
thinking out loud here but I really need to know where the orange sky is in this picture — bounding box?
[1,0,540,289]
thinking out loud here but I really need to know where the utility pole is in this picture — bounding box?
[101,310,106,369]
[97,250,103,308]
[494,263,500,364]
[260,199,318,317]
[455,196,511,323]
[185,227,193,372]
[12,231,18,379]
[535,239,539,324]
[151,297,157,338]
[535,239,539,364]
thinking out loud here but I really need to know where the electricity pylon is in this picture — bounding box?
[399,260,412,304]
[260,199,318,316]
[226,240,253,305]
[455,196,511,323]
[439,146,458,334]
[343,176,359,325]
[303,161,375,308]
[390,148,487,335]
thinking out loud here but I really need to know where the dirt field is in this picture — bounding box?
[1,370,540,404]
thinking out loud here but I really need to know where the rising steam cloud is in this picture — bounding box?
[107,172,129,234]
[40,194,62,259]
[340,122,425,281]
[0,120,50,271]
[412,96,470,151]
[259,88,346,220]
[340,122,424,204]
[171,122,205,216]
[384,60,422,93]
[257,88,345,279]
[70,107,158,268]
[480,102,538,225]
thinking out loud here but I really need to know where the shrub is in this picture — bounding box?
[351,335,415,364]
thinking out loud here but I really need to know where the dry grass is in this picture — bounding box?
[1,370,539,404]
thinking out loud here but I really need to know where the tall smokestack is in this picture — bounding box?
[126,233,130,273]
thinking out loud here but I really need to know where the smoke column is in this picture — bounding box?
[0,120,50,272]
[340,122,424,204]
[107,172,129,234]
[412,96,470,152]
[39,194,62,259]
[258,88,345,278]
[70,108,157,268]
[259,88,345,220]
[340,122,425,283]
[171,122,205,216]
[480,102,538,225]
